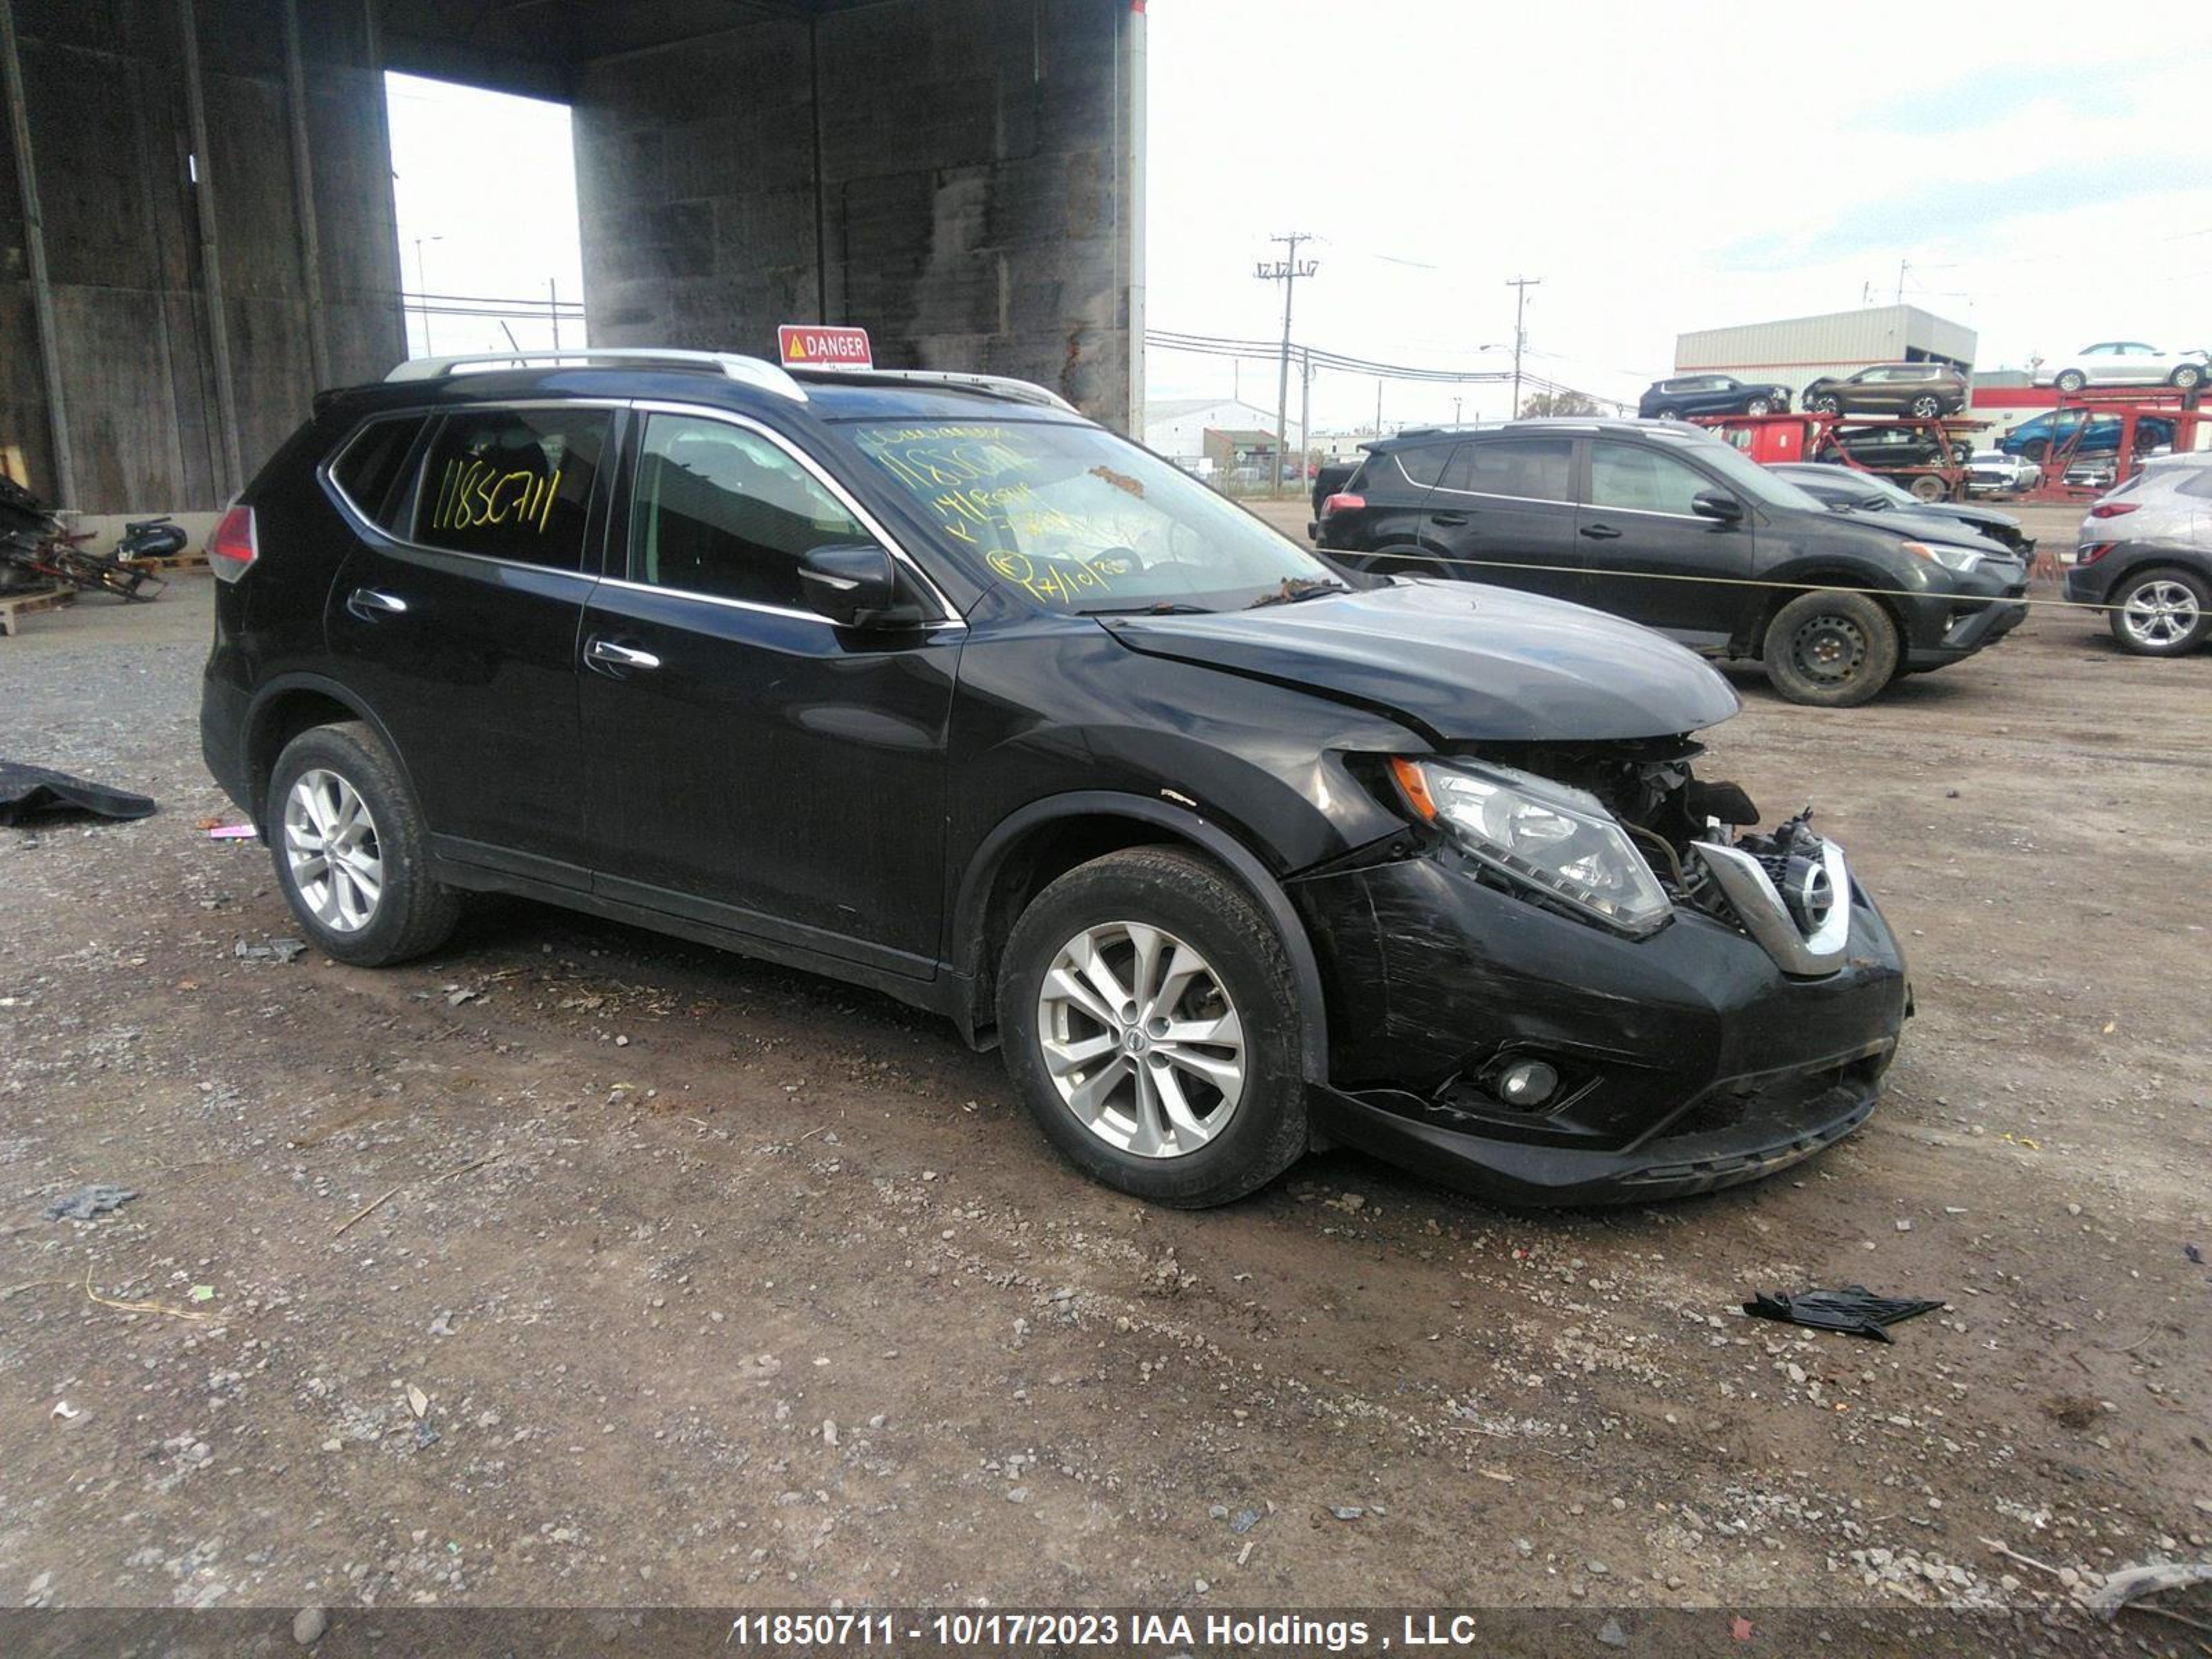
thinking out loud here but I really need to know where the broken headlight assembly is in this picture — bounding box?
[1389,756,1673,938]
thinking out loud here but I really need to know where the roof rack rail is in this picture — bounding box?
[383,348,806,402]
[785,366,1078,413]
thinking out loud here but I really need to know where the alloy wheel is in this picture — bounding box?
[1790,613,1868,686]
[283,768,384,932]
[2120,581,2201,649]
[1035,921,1245,1159]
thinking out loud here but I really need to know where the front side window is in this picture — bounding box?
[1588,441,1715,516]
[1440,438,1572,502]
[848,418,1341,613]
[630,413,872,610]
[412,406,610,569]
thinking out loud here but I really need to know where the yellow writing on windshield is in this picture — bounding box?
[987,548,1115,606]
[430,456,561,536]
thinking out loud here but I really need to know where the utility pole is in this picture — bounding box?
[1895,259,1908,305]
[413,234,441,354]
[1297,346,1316,487]
[1506,274,1541,419]
[1256,232,1318,494]
[1374,377,1383,440]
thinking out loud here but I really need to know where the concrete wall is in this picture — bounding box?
[573,0,1141,430]
[0,0,403,513]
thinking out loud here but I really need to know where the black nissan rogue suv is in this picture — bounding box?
[200,350,1911,1208]
[1312,420,2026,706]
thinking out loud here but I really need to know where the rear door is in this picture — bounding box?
[1419,433,1580,601]
[1575,437,1749,646]
[325,401,615,882]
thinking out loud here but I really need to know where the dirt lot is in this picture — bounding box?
[3,528,2209,1649]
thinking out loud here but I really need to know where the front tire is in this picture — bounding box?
[2107,566,2211,657]
[268,722,460,966]
[1763,590,1901,707]
[1655,406,1683,421]
[997,847,1308,1208]
[2171,364,2204,391]
[1745,397,1774,416]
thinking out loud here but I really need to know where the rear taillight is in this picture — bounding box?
[2078,542,2115,565]
[208,505,257,583]
[1321,492,1366,516]
[2087,501,2138,518]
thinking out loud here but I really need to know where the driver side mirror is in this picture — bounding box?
[798,543,924,629]
[1691,489,1744,525]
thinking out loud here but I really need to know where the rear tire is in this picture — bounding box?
[1656,406,1683,421]
[997,847,1308,1208]
[2054,369,2087,394]
[1908,394,1942,419]
[1745,397,1773,416]
[1909,474,1946,503]
[1762,590,1901,707]
[267,722,460,966]
[2106,566,2211,657]
[1811,394,1841,415]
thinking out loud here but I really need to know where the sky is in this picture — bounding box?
[384,4,2212,430]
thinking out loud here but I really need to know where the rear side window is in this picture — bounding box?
[1441,438,1573,502]
[329,415,428,531]
[1394,444,1455,487]
[629,412,871,610]
[413,406,612,570]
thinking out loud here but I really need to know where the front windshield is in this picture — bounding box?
[1835,470,1917,507]
[846,419,1338,613]
[1669,435,1828,513]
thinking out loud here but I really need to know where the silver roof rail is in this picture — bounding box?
[787,366,1078,413]
[384,348,807,403]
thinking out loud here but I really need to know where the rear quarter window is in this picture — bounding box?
[328,415,429,530]
[1393,444,1454,487]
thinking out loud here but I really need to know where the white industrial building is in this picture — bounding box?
[1142,398,1283,471]
[1674,304,1977,402]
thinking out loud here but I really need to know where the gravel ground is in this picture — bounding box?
[2,545,2209,1653]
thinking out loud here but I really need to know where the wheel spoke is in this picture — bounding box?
[1151,1062,1217,1147]
[1062,1055,1132,1127]
[1160,1042,1243,1102]
[1124,1064,1169,1158]
[1162,1008,1241,1050]
[1069,933,1132,1017]
[1145,945,1206,1022]
[1041,1030,1118,1077]
[1043,964,1118,1030]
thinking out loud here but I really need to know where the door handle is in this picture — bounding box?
[1580,524,1624,541]
[585,637,661,673]
[1430,512,1469,527]
[347,586,409,619]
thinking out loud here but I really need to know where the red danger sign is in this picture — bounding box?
[777,325,873,368]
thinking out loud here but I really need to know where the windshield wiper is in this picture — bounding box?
[1245,577,1350,610]
[1084,601,1214,616]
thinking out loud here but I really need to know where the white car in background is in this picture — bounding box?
[2036,341,2209,394]
[1964,450,2042,494]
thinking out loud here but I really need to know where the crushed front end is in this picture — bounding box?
[1291,738,1909,1205]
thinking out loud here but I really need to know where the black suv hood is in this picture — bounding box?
[1100,581,1740,743]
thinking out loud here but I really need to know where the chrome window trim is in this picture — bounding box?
[1428,485,1577,509]
[319,397,631,577]
[624,398,960,625]
[593,574,964,634]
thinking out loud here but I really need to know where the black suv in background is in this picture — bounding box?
[1636,374,1790,420]
[1312,419,2025,705]
[200,350,1911,1209]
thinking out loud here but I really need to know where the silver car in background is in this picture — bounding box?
[2066,453,2212,656]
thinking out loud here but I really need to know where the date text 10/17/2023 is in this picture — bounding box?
[727,1612,1525,1651]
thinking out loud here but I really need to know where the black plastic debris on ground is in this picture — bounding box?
[1743,1285,1945,1343]
[0,760,158,827]
[44,1183,139,1221]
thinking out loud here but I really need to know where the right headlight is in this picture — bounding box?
[1902,539,1984,575]
[1389,757,1674,937]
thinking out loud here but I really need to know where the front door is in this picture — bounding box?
[1421,434,1581,601]
[325,402,615,881]
[579,406,962,979]
[1575,438,1750,647]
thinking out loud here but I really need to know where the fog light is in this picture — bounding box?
[1496,1060,1559,1109]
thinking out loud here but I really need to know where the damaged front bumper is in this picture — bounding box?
[1291,842,1909,1206]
